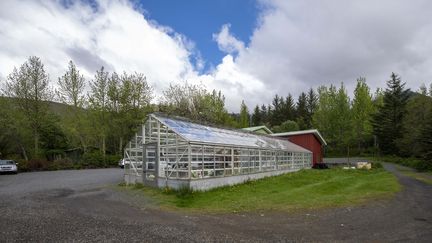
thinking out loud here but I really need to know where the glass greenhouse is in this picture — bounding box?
[124,113,312,190]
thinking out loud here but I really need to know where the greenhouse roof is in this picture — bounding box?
[152,114,311,153]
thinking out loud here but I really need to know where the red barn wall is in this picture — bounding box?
[278,134,323,165]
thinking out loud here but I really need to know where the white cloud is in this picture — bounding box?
[213,24,245,54]
[233,0,432,98]
[1,0,432,113]
[0,0,197,95]
[193,55,270,111]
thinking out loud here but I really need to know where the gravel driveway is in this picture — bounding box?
[1,165,431,242]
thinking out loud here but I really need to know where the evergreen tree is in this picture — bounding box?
[296,92,308,129]
[239,100,250,128]
[260,104,268,124]
[282,94,295,122]
[306,88,318,129]
[420,109,432,170]
[399,89,432,157]
[372,73,410,155]
[270,94,284,126]
[251,105,262,126]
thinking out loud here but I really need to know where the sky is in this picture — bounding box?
[0,0,431,111]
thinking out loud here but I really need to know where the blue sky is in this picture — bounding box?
[137,0,259,72]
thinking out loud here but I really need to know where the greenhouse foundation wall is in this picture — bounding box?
[124,168,305,191]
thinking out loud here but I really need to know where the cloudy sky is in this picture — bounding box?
[1,0,431,111]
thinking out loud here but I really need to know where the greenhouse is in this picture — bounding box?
[124,113,312,190]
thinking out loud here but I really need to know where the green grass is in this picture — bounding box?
[122,168,400,213]
[394,165,432,185]
[369,156,432,172]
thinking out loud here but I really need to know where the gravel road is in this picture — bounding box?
[0,165,431,242]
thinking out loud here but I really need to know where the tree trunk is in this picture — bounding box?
[119,137,123,156]
[21,145,28,161]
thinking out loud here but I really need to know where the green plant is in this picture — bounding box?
[372,162,383,169]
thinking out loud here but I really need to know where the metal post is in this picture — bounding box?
[231,148,234,175]
[175,135,178,179]
[157,121,160,178]
[259,150,262,172]
[202,145,205,178]
[291,152,294,170]
[188,143,192,179]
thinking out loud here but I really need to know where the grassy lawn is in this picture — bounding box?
[122,168,400,213]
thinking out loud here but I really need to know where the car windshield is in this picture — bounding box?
[0,160,14,165]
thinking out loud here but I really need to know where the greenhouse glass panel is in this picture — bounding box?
[123,113,313,191]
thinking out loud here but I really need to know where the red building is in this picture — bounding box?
[272,129,327,165]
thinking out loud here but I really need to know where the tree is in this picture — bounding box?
[313,83,352,155]
[57,60,85,107]
[109,72,153,154]
[306,88,318,129]
[239,100,250,128]
[260,104,268,124]
[88,66,110,156]
[272,120,299,133]
[335,83,353,155]
[296,92,308,129]
[57,60,87,152]
[4,56,53,158]
[372,73,410,155]
[270,94,284,126]
[398,89,432,157]
[251,105,262,126]
[161,82,232,126]
[282,94,296,122]
[351,77,374,152]
[419,109,432,170]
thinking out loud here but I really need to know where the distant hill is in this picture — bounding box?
[0,96,74,117]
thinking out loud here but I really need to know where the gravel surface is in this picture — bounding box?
[1,165,431,242]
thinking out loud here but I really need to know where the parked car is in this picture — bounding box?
[0,160,18,174]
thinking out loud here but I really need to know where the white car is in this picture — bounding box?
[118,158,141,169]
[0,160,18,174]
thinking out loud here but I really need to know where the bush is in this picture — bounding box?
[79,152,122,168]
[80,152,106,168]
[26,159,51,171]
[372,162,383,169]
[46,158,74,171]
[377,156,431,172]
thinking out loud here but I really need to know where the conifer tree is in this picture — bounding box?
[372,73,410,155]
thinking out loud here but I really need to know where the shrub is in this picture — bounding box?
[80,152,106,168]
[27,159,51,171]
[79,152,121,168]
[372,162,383,169]
[47,158,74,171]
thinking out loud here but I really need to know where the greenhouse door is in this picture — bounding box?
[143,143,158,186]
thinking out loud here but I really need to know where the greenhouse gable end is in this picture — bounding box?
[124,113,312,191]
